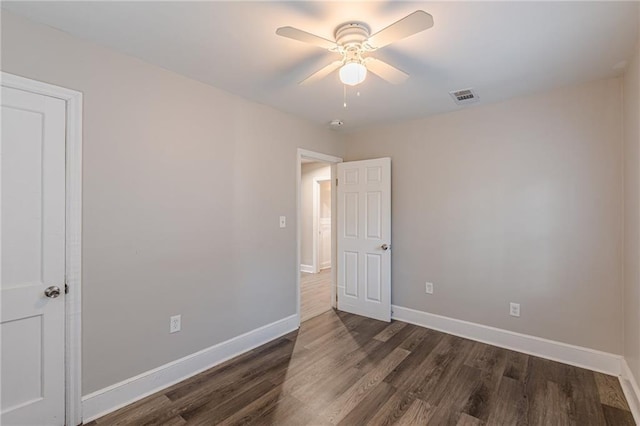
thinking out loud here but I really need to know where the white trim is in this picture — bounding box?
[391,305,622,376]
[300,264,315,274]
[296,149,342,325]
[1,72,83,426]
[312,176,331,274]
[299,149,343,165]
[620,360,640,424]
[82,314,298,422]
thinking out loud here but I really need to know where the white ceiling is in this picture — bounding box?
[4,1,638,130]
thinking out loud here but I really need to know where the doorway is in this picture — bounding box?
[296,149,342,324]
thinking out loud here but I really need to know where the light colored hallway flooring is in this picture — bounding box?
[86,310,635,426]
[300,268,332,323]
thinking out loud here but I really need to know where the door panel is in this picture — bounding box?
[337,158,391,322]
[1,86,66,425]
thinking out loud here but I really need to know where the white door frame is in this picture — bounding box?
[296,149,342,325]
[2,72,83,426]
[313,176,331,273]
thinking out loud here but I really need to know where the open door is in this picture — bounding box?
[337,158,391,322]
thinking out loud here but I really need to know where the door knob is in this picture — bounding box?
[44,286,61,298]
[381,244,390,251]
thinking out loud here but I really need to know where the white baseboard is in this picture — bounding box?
[620,359,640,424]
[391,305,622,376]
[300,264,314,273]
[82,314,298,423]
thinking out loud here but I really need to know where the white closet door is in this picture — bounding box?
[1,86,66,425]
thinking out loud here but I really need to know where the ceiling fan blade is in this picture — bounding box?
[276,26,337,50]
[365,58,409,84]
[367,10,434,49]
[300,60,343,85]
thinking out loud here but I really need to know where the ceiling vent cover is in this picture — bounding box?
[449,88,479,105]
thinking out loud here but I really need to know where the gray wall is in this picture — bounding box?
[1,11,343,394]
[345,78,623,353]
[624,18,640,385]
[300,163,331,268]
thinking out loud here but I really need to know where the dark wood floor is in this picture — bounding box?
[87,310,635,425]
[300,269,332,322]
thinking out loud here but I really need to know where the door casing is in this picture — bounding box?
[2,72,83,426]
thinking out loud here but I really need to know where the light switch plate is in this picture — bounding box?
[279,216,286,228]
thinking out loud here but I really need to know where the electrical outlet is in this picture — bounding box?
[279,216,286,228]
[425,282,434,294]
[509,303,520,317]
[170,315,181,333]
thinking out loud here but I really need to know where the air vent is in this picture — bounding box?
[449,88,479,105]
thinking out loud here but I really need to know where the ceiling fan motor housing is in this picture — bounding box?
[334,23,370,48]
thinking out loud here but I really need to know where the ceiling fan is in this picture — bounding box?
[276,10,434,87]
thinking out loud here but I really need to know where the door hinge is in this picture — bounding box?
[336,178,338,186]
[65,276,69,294]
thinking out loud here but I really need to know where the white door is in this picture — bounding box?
[318,180,331,270]
[1,86,67,425]
[337,158,391,322]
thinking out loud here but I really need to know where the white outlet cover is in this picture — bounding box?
[425,282,434,294]
[170,314,181,333]
[279,216,286,228]
[509,303,520,317]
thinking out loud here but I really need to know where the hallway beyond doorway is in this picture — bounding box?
[300,269,332,322]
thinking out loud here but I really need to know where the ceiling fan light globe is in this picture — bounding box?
[339,62,367,86]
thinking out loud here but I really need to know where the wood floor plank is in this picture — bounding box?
[502,350,529,382]
[337,381,397,425]
[93,394,174,426]
[395,398,434,425]
[398,326,432,351]
[524,358,572,426]
[462,344,508,422]
[161,415,187,426]
[319,347,410,424]
[524,356,608,426]
[602,404,636,426]
[293,366,365,412]
[365,391,416,426]
[410,335,475,404]
[456,413,485,426]
[248,394,317,426]
[181,379,277,425]
[485,375,528,426]
[217,386,286,425]
[354,323,416,370]
[426,364,482,425]
[373,320,407,342]
[594,372,632,411]
[384,327,444,388]
[87,310,635,426]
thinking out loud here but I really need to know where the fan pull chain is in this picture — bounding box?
[343,85,347,108]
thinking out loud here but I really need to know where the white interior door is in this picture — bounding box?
[337,158,391,322]
[1,86,67,425]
